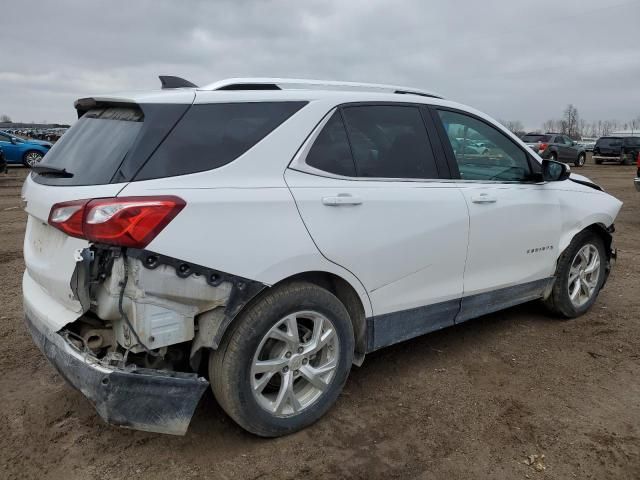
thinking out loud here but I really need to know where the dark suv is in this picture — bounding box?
[522,133,587,167]
[593,136,640,165]
[0,147,6,174]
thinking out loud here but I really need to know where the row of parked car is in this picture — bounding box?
[3,127,67,142]
[521,132,640,167]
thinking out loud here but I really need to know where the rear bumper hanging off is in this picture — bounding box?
[25,312,208,435]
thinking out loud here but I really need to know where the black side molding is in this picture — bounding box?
[159,76,198,89]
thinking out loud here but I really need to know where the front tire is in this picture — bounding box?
[543,231,606,318]
[575,153,586,167]
[23,150,43,167]
[209,282,354,437]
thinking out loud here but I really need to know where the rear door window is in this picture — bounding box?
[340,105,439,179]
[305,111,356,176]
[624,137,640,147]
[136,102,306,180]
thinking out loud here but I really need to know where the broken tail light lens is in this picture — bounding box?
[48,196,186,248]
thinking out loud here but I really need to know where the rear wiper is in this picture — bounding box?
[31,165,74,178]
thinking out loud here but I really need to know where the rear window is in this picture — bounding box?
[521,134,550,143]
[597,137,623,147]
[135,102,306,180]
[34,107,144,185]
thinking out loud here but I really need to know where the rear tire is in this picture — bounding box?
[575,153,586,167]
[543,231,606,318]
[209,281,354,437]
[595,158,603,165]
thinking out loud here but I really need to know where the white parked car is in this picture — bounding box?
[22,77,622,437]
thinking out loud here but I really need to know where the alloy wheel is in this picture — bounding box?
[568,244,600,307]
[250,311,339,417]
[25,152,43,167]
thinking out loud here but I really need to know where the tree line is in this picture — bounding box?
[501,105,640,140]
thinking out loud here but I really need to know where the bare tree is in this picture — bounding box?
[562,104,579,138]
[499,119,525,136]
[0,114,12,123]
[578,119,587,139]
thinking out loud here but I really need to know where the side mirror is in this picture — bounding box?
[542,159,571,182]
[571,140,577,146]
[10,137,17,144]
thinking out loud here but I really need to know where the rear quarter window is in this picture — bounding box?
[135,102,306,180]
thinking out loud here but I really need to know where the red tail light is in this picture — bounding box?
[48,196,185,248]
[637,152,640,167]
[48,199,88,238]
[538,142,548,152]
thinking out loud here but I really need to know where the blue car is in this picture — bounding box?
[0,130,52,167]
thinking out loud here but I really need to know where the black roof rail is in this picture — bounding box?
[216,83,281,91]
[159,76,198,89]
[394,89,441,99]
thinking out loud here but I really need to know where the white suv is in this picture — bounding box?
[22,77,622,437]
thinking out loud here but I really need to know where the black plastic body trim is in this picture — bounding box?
[25,312,208,435]
[367,298,459,351]
[366,277,554,352]
[456,278,553,323]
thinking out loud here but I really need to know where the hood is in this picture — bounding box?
[570,173,591,183]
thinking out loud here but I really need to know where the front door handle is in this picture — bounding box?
[322,194,363,206]
[471,193,497,204]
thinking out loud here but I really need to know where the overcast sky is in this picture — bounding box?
[1,0,639,128]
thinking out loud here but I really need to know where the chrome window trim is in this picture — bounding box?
[288,106,543,185]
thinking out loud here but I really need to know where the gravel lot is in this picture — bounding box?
[1,161,638,479]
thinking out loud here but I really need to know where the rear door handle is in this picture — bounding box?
[322,194,363,206]
[471,193,497,204]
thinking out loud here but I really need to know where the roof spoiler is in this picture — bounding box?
[159,76,198,89]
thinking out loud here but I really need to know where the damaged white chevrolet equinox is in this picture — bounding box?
[23,77,622,437]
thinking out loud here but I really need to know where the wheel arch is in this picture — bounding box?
[193,270,370,371]
[271,271,368,365]
[556,222,615,286]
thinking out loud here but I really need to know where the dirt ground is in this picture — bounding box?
[1,160,638,479]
